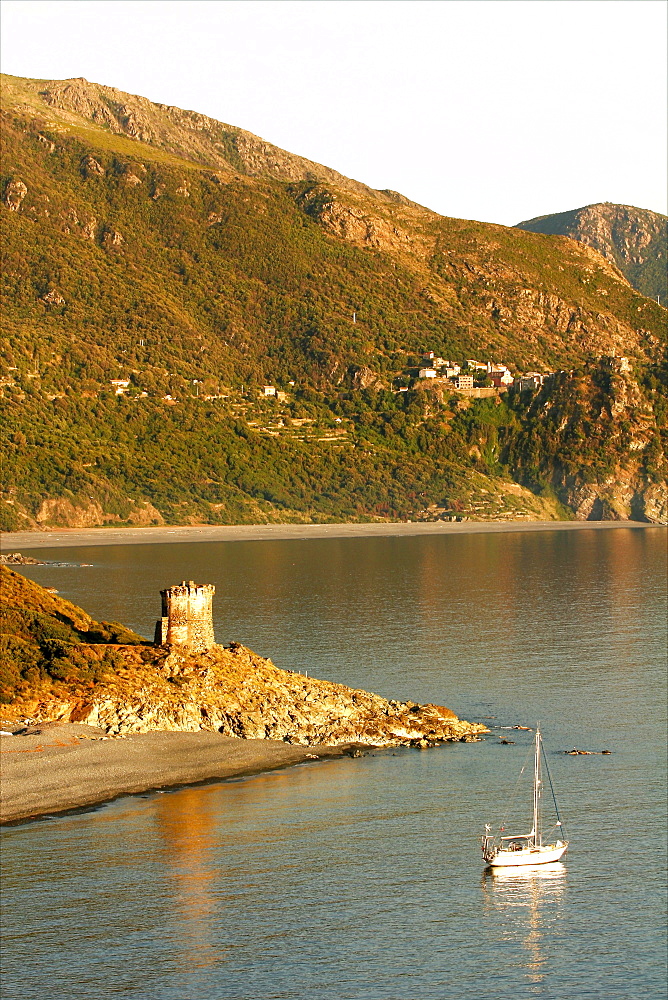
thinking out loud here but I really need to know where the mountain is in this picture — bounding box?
[1,74,409,202]
[1,75,666,527]
[515,203,667,303]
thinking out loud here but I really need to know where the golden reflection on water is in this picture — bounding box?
[153,787,221,972]
[481,863,566,987]
[149,766,340,973]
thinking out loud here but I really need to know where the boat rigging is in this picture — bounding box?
[481,726,569,868]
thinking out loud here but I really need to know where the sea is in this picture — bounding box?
[1,526,666,1000]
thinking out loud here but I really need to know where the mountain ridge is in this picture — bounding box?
[1,73,417,208]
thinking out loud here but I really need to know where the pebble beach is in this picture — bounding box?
[0,722,354,825]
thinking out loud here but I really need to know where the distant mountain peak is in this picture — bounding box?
[515,203,667,301]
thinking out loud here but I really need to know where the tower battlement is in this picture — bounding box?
[154,580,216,652]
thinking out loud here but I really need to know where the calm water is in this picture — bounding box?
[2,528,666,999]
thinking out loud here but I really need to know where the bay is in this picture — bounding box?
[1,526,666,999]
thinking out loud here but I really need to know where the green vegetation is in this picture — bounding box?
[0,566,147,703]
[2,362,662,528]
[1,77,666,528]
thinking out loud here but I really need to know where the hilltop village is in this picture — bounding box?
[413,352,562,395]
[102,351,631,404]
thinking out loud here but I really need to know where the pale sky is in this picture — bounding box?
[1,0,666,225]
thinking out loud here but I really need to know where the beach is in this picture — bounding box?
[0,722,356,825]
[0,518,657,551]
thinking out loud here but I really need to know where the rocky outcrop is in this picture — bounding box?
[102,226,124,247]
[121,166,144,186]
[27,642,486,746]
[562,477,667,524]
[508,362,667,523]
[35,498,164,527]
[0,552,45,565]
[4,178,27,211]
[81,216,97,239]
[351,365,387,391]
[516,203,668,301]
[638,483,668,523]
[36,498,108,527]
[81,155,105,177]
[295,185,416,254]
[1,567,485,747]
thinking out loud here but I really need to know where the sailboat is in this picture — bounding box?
[481,726,569,868]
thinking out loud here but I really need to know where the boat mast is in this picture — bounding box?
[532,726,541,847]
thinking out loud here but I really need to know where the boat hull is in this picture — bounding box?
[487,843,568,868]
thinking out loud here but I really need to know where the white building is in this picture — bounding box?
[490,371,514,387]
[487,362,511,375]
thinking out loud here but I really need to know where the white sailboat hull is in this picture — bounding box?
[487,842,568,868]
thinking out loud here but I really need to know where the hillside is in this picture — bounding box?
[515,203,668,303]
[0,567,484,745]
[1,75,666,527]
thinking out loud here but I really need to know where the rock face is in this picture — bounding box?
[39,642,487,746]
[4,178,27,211]
[506,358,667,524]
[34,498,164,527]
[515,203,668,302]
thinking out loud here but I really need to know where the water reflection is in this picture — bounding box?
[153,788,220,973]
[481,863,566,988]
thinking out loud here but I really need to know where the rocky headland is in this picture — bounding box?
[0,567,486,821]
[0,551,45,565]
[13,639,484,748]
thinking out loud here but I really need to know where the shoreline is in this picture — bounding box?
[1,518,661,551]
[0,724,359,825]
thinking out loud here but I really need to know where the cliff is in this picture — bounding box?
[502,358,667,523]
[0,568,485,746]
[515,203,667,303]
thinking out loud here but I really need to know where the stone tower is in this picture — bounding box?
[154,581,216,652]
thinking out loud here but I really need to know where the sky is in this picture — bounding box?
[1,0,666,226]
